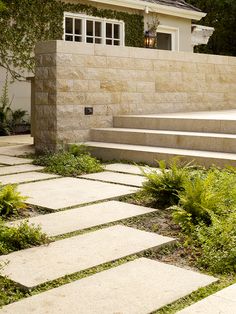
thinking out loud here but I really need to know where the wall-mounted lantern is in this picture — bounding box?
[144,17,160,49]
[144,30,157,48]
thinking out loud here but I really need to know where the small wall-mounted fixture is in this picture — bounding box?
[144,17,160,48]
[145,6,149,14]
[84,107,93,115]
[144,31,157,48]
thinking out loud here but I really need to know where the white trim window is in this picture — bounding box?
[64,13,125,46]
[156,25,179,52]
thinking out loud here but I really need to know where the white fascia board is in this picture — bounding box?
[89,0,206,20]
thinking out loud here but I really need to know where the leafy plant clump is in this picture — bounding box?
[0,220,48,255]
[0,184,27,217]
[141,158,193,206]
[33,145,104,177]
[195,213,236,274]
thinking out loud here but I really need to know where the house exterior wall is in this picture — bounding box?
[64,0,193,52]
[34,40,236,152]
[144,13,192,52]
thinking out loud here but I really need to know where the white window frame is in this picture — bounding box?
[156,25,179,52]
[63,12,125,46]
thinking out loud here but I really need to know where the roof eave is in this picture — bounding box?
[90,0,206,20]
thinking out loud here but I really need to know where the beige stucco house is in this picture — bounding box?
[0,0,213,117]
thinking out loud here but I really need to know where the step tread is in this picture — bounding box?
[84,141,236,160]
[114,110,236,121]
[92,128,236,139]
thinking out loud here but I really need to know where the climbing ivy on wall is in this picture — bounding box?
[0,0,144,80]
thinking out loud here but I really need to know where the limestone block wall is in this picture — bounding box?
[34,40,236,152]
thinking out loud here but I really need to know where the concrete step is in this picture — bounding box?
[91,128,236,153]
[84,141,236,167]
[114,115,236,134]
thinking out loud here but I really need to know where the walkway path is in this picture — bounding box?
[0,139,223,313]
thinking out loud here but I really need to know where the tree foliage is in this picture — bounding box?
[0,1,5,10]
[186,0,236,56]
[0,0,65,80]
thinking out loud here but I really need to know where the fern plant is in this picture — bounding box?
[172,169,236,232]
[0,185,27,217]
[141,158,193,206]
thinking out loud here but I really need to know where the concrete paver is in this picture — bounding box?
[18,177,139,210]
[0,258,216,314]
[80,171,146,187]
[0,144,34,156]
[0,155,32,165]
[0,164,44,176]
[0,172,59,185]
[7,201,155,236]
[178,283,236,314]
[105,163,160,175]
[0,135,33,145]
[0,226,175,288]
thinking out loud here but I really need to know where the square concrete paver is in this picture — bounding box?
[7,201,155,236]
[0,172,59,185]
[0,164,44,176]
[105,163,160,175]
[0,135,33,145]
[0,144,34,156]
[0,155,32,165]
[0,226,175,288]
[80,171,146,187]
[18,177,139,210]
[0,258,216,314]
[178,283,236,314]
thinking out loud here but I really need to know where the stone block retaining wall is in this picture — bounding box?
[34,40,236,152]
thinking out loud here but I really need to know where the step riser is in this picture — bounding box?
[88,146,236,168]
[114,117,236,134]
[91,130,236,153]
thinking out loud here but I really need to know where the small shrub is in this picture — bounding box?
[195,213,236,274]
[68,144,89,156]
[0,184,27,217]
[33,146,104,176]
[141,158,192,206]
[0,220,49,255]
